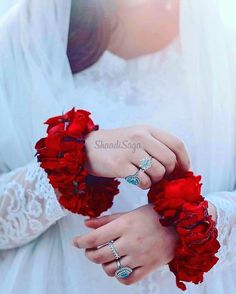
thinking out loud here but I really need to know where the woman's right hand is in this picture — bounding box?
[85,125,190,189]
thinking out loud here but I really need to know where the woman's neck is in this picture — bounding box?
[108,0,179,59]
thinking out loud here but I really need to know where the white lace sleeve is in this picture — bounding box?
[0,159,68,250]
[205,192,236,268]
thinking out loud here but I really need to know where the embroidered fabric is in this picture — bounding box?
[0,159,67,250]
[205,192,236,267]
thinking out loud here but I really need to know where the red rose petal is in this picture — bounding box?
[148,168,220,291]
[35,108,119,218]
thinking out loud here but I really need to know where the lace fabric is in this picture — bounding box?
[205,192,236,267]
[0,159,67,250]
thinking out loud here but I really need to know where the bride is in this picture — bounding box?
[0,0,236,293]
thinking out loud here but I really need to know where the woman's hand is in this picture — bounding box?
[85,125,190,189]
[73,204,178,285]
[73,203,217,286]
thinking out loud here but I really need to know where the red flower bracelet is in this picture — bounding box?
[35,108,120,217]
[148,169,220,291]
[35,108,220,290]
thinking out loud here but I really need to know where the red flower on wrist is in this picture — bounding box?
[148,168,220,291]
[35,108,120,217]
[59,175,120,217]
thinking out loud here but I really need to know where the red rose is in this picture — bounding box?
[148,172,204,222]
[148,170,204,228]
[148,168,220,291]
[59,176,120,217]
[45,108,97,135]
[175,201,208,227]
[35,108,120,217]
[164,175,203,203]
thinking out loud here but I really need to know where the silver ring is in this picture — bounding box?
[125,170,141,186]
[139,157,153,171]
[115,259,133,279]
[108,241,120,260]
[116,259,122,269]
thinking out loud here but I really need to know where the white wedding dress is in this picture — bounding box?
[1,0,236,293]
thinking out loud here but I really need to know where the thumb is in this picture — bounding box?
[85,213,125,229]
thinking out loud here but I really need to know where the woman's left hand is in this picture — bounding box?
[73,204,178,285]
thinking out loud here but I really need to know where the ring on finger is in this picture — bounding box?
[139,156,153,171]
[115,259,133,279]
[125,169,142,186]
[107,241,121,260]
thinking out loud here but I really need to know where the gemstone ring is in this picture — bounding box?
[139,156,153,171]
[115,259,133,279]
[125,170,141,186]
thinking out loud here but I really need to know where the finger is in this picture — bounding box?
[150,128,190,171]
[117,267,147,285]
[85,238,125,264]
[123,164,152,190]
[85,213,125,229]
[131,150,166,183]
[102,255,142,277]
[143,137,177,175]
[145,158,166,183]
[73,220,123,249]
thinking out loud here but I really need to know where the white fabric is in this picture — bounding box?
[0,0,17,19]
[0,0,236,293]
[0,160,67,250]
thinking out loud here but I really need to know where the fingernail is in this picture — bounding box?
[94,215,109,220]
[73,239,80,248]
[84,217,96,222]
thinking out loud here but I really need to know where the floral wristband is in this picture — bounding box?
[35,108,120,217]
[147,169,220,291]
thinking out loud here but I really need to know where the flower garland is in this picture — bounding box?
[35,108,120,217]
[35,108,220,290]
[148,169,220,291]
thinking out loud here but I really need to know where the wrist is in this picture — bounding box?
[208,201,217,223]
[148,170,221,291]
[35,108,119,217]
